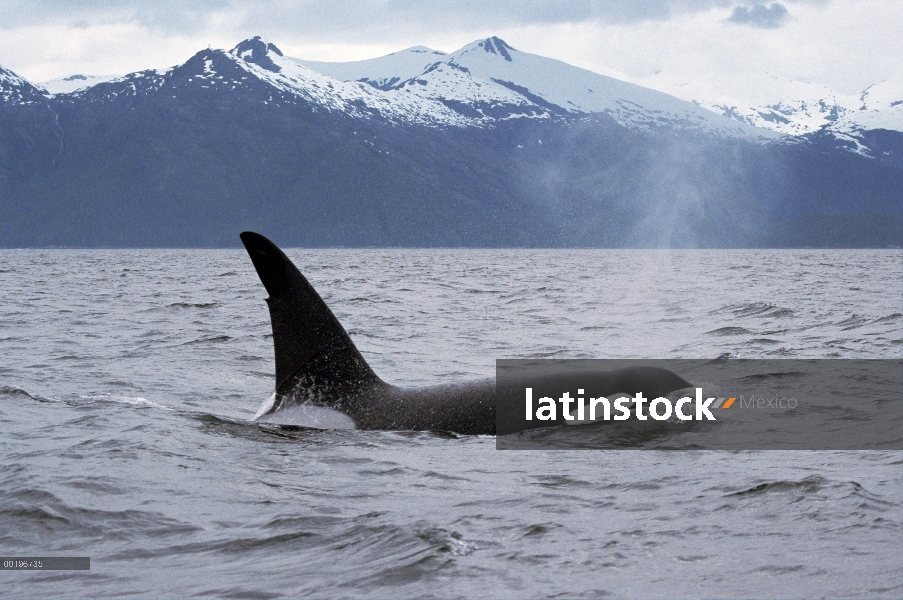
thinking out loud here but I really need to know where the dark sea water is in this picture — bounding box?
[1,249,901,598]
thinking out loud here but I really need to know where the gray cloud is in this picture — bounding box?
[727,2,790,28]
[0,0,824,35]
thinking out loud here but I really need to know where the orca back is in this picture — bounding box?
[240,232,382,403]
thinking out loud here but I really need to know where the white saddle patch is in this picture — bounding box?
[254,400,357,430]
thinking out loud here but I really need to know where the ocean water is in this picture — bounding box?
[0,248,901,598]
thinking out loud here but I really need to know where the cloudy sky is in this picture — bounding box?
[1,0,899,101]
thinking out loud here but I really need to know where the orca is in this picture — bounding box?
[239,231,692,435]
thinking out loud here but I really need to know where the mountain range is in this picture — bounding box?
[1,36,901,247]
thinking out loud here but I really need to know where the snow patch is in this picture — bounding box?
[40,73,120,95]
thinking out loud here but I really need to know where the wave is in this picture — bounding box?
[837,314,869,330]
[710,302,794,318]
[726,475,826,497]
[0,385,53,403]
[183,335,232,345]
[167,302,219,309]
[871,313,902,324]
[704,326,753,336]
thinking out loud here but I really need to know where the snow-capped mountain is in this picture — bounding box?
[295,37,772,138]
[640,72,854,136]
[52,37,472,128]
[292,39,902,158]
[224,37,474,126]
[33,35,770,137]
[640,70,903,157]
[445,38,751,133]
[826,78,903,153]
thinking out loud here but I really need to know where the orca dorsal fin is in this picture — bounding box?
[240,232,382,400]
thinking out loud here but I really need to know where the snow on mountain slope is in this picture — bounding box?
[640,71,859,136]
[642,70,903,147]
[858,77,903,112]
[838,77,903,132]
[391,60,546,120]
[823,77,903,155]
[295,37,776,139]
[40,73,120,95]
[292,46,449,91]
[448,38,758,135]
[0,64,47,104]
[710,83,854,136]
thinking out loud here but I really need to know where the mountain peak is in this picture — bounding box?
[452,37,516,62]
[477,37,514,61]
[231,36,284,73]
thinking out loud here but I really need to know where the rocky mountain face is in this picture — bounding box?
[0,65,63,187]
[1,37,901,248]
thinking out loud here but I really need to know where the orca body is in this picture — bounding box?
[239,232,692,435]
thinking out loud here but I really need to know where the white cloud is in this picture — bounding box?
[0,23,226,81]
[497,1,902,98]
